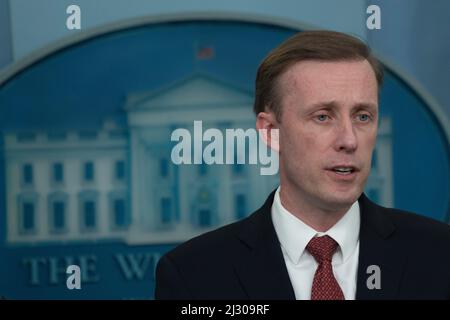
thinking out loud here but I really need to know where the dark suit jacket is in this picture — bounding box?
[155,191,450,300]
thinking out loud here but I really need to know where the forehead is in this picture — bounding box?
[278,59,378,105]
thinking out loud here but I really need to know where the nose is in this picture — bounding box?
[333,118,357,153]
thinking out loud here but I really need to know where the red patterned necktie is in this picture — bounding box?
[306,235,345,300]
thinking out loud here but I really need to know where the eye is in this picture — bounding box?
[357,114,371,122]
[315,114,329,122]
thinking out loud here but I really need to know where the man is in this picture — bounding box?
[155,30,450,300]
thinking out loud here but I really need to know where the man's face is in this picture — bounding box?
[276,59,378,211]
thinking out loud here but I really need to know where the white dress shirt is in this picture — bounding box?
[271,187,360,300]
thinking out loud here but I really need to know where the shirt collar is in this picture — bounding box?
[271,186,360,265]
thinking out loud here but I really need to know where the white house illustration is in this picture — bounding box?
[3,73,393,245]
[4,120,129,244]
[124,74,278,244]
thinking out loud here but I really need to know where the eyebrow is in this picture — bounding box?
[307,101,378,113]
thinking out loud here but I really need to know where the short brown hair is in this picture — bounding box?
[253,30,384,120]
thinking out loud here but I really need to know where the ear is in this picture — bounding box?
[256,111,280,152]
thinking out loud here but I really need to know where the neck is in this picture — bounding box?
[279,186,350,232]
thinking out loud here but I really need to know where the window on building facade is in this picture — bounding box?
[235,194,247,220]
[52,162,64,184]
[161,197,172,224]
[232,144,246,175]
[368,189,380,203]
[233,162,245,175]
[52,201,66,232]
[109,130,127,140]
[17,132,36,143]
[371,149,378,169]
[78,131,97,140]
[83,162,94,182]
[78,191,98,232]
[18,193,38,234]
[198,163,207,176]
[48,192,68,233]
[115,160,125,181]
[79,199,97,231]
[113,198,128,228]
[47,132,67,141]
[198,209,211,227]
[22,201,35,232]
[22,163,33,185]
[160,158,169,178]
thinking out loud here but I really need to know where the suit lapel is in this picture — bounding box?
[356,194,407,299]
[233,191,296,299]
[232,191,407,300]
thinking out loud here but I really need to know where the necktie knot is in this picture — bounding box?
[306,235,339,263]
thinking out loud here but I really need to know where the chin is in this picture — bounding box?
[321,188,361,208]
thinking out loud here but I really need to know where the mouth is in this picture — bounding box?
[325,165,360,181]
[329,166,357,175]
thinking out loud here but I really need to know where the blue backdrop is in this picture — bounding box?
[0,21,448,299]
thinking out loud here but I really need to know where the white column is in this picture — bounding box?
[130,129,141,231]
[6,161,19,242]
[36,159,48,240]
[97,157,109,236]
[66,158,80,238]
